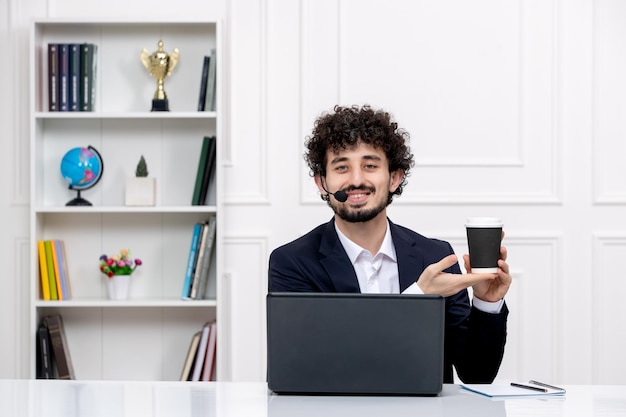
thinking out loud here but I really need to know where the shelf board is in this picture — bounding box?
[35,298,217,308]
[34,206,217,214]
[34,112,216,120]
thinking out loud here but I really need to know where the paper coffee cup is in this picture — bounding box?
[465,217,503,273]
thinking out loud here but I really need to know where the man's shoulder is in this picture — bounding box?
[390,221,452,249]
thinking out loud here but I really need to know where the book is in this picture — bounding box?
[197,55,210,111]
[67,44,81,111]
[189,222,209,299]
[191,136,212,205]
[43,241,58,300]
[37,240,51,300]
[180,331,201,381]
[199,136,217,205]
[36,322,53,379]
[191,322,211,381]
[58,44,69,111]
[80,43,97,111]
[49,240,64,300]
[58,240,72,299]
[194,215,217,300]
[44,315,75,379]
[54,240,70,300]
[205,48,217,111]
[181,223,203,299]
[47,43,58,111]
[201,321,217,381]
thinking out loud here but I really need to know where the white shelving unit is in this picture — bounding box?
[29,19,222,381]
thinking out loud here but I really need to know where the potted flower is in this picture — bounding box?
[125,155,156,206]
[99,249,143,300]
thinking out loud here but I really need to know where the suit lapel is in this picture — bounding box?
[319,220,361,293]
[389,221,426,292]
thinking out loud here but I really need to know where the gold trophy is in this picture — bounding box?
[141,40,180,111]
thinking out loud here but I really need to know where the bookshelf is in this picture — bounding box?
[29,19,222,380]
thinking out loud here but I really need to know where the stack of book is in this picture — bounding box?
[36,315,75,379]
[180,321,217,381]
[181,216,217,300]
[192,136,217,206]
[197,49,217,112]
[37,240,71,301]
[47,42,97,112]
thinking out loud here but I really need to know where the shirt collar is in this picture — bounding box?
[335,220,397,264]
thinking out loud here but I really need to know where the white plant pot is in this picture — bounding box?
[125,177,156,206]
[106,275,131,300]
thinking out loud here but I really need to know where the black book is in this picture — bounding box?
[58,44,69,111]
[197,56,210,111]
[36,322,53,379]
[199,136,217,205]
[47,43,58,111]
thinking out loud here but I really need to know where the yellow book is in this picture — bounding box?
[50,240,64,300]
[37,240,51,301]
[44,241,58,300]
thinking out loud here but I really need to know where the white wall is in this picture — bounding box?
[2,0,625,385]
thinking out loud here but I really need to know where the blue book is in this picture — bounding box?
[181,223,203,299]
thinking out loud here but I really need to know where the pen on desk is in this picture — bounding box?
[528,380,566,392]
[510,382,548,392]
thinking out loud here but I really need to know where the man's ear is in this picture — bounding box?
[389,169,404,192]
[314,175,326,194]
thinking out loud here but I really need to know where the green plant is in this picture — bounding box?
[135,155,149,177]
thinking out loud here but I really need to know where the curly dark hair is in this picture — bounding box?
[304,104,414,204]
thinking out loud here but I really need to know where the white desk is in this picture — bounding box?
[1,380,625,417]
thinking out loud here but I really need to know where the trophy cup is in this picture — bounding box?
[140,40,179,111]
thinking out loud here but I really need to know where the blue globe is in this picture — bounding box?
[60,146,104,206]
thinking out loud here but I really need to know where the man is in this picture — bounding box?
[268,104,511,383]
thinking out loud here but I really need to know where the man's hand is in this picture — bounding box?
[417,254,499,297]
[464,246,512,303]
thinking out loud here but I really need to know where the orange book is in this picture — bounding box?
[50,241,64,300]
[37,241,51,300]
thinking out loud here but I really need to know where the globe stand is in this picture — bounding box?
[66,189,93,206]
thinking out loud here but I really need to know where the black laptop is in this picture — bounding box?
[266,292,445,396]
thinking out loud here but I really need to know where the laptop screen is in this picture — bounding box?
[266,292,445,396]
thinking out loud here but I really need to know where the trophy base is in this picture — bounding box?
[151,99,169,112]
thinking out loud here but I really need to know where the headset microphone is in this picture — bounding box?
[330,189,348,203]
[320,177,348,203]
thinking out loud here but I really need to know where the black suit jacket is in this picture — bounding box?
[268,218,508,383]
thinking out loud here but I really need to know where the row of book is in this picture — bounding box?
[37,240,72,301]
[191,136,217,206]
[36,315,75,379]
[197,49,217,111]
[47,42,97,112]
[181,216,217,300]
[180,321,217,381]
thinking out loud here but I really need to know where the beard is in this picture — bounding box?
[330,193,388,223]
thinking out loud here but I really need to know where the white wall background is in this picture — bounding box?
[1,0,625,385]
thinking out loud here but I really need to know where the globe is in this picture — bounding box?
[60,145,104,206]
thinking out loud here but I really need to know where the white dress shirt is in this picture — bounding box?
[334,221,503,313]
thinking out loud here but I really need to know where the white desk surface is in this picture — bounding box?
[1,380,625,417]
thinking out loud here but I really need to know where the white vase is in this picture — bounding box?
[106,275,131,300]
[125,177,156,206]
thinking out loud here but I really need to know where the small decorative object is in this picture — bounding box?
[140,40,179,111]
[125,155,156,206]
[60,145,104,206]
[99,249,142,300]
